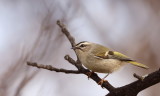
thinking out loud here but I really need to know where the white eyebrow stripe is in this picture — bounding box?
[82,42,90,45]
[76,42,90,46]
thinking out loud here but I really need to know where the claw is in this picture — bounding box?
[98,79,107,85]
[98,74,109,86]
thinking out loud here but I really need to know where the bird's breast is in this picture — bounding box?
[83,55,126,73]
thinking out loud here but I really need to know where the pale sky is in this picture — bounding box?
[0,0,159,96]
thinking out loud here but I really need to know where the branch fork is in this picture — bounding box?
[27,20,160,96]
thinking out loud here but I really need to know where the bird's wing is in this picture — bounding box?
[109,51,133,61]
[95,50,133,61]
[92,44,133,61]
[109,51,149,69]
[92,44,109,59]
[94,50,149,69]
[94,51,108,59]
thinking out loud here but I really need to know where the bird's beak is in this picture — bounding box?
[71,46,80,50]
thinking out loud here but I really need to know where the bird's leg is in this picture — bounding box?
[85,71,94,80]
[98,74,109,85]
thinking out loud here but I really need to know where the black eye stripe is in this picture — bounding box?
[80,44,86,47]
[76,41,88,46]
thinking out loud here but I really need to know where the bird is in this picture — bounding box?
[72,41,149,85]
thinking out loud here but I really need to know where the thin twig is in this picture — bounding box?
[57,20,76,47]
[27,20,160,96]
[27,62,81,74]
[133,73,144,81]
[64,55,76,65]
[56,20,115,91]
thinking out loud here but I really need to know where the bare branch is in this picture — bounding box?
[106,68,160,96]
[57,20,76,47]
[27,61,115,91]
[64,55,76,65]
[27,62,81,74]
[27,20,115,91]
[27,20,160,96]
[133,73,145,81]
[56,20,115,91]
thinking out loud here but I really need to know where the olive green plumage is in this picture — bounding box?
[73,41,149,74]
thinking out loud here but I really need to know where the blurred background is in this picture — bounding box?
[0,0,160,96]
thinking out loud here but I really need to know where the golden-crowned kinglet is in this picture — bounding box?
[72,41,149,84]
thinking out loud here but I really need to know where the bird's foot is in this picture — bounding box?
[98,79,107,86]
[98,74,109,86]
[85,71,94,80]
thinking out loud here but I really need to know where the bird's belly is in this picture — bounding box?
[83,59,125,73]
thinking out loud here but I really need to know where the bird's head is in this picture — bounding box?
[72,41,93,52]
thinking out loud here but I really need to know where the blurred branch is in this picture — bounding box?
[14,70,39,96]
[27,20,115,91]
[27,20,160,96]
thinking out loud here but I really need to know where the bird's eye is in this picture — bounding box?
[80,44,86,47]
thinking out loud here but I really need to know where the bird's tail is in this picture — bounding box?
[127,61,149,69]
